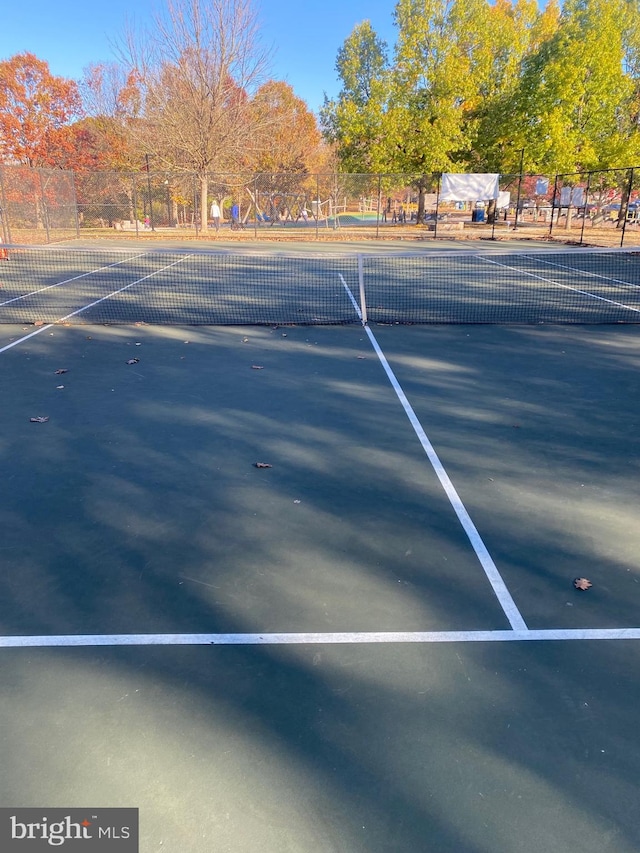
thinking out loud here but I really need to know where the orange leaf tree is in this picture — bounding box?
[0,53,82,167]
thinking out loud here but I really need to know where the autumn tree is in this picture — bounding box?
[0,52,81,167]
[250,81,325,174]
[117,0,270,231]
[80,63,145,171]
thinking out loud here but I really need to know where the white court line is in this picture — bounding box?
[2,628,640,647]
[2,264,635,648]
[339,273,527,632]
[0,254,192,354]
[0,324,55,354]
[479,255,640,313]
[0,252,149,306]
[514,253,640,290]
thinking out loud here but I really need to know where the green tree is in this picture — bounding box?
[320,21,390,173]
[459,0,544,171]
[389,0,467,175]
[507,0,640,173]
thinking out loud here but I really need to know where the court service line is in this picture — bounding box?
[339,274,527,632]
[2,628,640,648]
[0,255,192,355]
[479,255,640,313]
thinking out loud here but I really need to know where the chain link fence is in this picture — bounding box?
[2,164,640,246]
[0,165,78,243]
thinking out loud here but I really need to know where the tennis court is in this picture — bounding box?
[1,242,639,852]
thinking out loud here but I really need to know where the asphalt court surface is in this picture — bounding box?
[1,321,639,634]
[1,641,639,853]
[2,318,640,852]
[0,322,510,636]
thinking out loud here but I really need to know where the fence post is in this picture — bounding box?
[434,174,441,240]
[579,172,591,246]
[253,175,258,238]
[193,176,199,237]
[621,168,634,248]
[38,170,51,243]
[133,175,139,237]
[315,175,320,240]
[70,170,81,238]
[0,166,12,244]
[513,149,525,231]
[549,174,559,238]
[376,174,381,240]
[145,155,155,231]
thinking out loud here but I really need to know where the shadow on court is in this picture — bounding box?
[0,323,639,851]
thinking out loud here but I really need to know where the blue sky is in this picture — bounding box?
[0,0,398,114]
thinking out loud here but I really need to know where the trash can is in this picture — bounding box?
[471,208,485,223]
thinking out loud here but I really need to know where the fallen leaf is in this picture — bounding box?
[251,365,264,370]
[241,337,249,343]
[357,356,366,359]
[254,462,272,468]
[33,320,45,327]
[86,336,92,340]
[574,577,593,590]
[55,369,68,375]
[56,385,64,390]
[293,499,301,504]
[30,416,49,423]
[512,424,521,429]
[126,358,140,365]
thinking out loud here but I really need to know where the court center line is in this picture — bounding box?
[2,628,640,647]
[339,273,527,632]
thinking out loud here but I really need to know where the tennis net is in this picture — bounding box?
[1,245,639,325]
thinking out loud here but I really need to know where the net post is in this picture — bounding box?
[621,168,634,248]
[357,253,368,325]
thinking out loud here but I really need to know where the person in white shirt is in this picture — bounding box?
[210,200,221,232]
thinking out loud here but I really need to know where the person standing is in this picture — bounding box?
[230,201,240,229]
[210,200,221,232]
